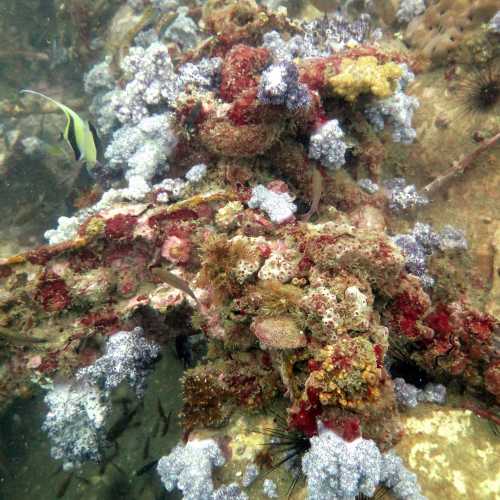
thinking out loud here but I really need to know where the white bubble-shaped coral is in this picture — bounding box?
[42,381,109,470]
[309,119,347,170]
[248,185,297,224]
[157,439,225,500]
[76,327,160,397]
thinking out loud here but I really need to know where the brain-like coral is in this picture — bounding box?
[405,0,498,64]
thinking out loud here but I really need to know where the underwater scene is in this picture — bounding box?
[0,0,499,499]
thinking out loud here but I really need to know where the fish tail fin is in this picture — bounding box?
[20,89,63,110]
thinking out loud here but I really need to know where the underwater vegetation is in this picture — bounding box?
[0,0,499,499]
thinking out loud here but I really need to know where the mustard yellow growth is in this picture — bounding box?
[328,56,403,102]
[309,337,381,409]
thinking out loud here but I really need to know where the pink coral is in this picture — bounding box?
[161,235,192,265]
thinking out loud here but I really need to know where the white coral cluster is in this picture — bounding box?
[76,327,160,398]
[384,177,428,212]
[157,438,226,500]
[394,378,447,408]
[185,163,208,183]
[262,15,373,61]
[302,427,426,500]
[42,381,109,470]
[248,185,297,224]
[263,479,278,498]
[43,328,159,469]
[213,483,248,500]
[117,42,179,124]
[105,112,178,187]
[365,65,419,144]
[308,120,348,170]
[392,222,468,287]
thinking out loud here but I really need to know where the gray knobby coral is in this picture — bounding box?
[76,327,160,398]
[42,380,109,470]
[258,61,310,110]
[157,438,226,500]
[365,65,419,144]
[308,119,348,170]
[302,426,426,500]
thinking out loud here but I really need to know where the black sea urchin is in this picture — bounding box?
[457,63,500,116]
[254,411,311,498]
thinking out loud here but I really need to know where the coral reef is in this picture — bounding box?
[0,2,499,499]
[365,66,420,144]
[392,222,467,287]
[248,185,297,224]
[328,56,403,102]
[394,378,447,408]
[308,120,348,170]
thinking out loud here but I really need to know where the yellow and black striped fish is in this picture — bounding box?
[20,89,101,167]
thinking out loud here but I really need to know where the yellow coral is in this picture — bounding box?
[328,56,403,102]
[308,337,382,410]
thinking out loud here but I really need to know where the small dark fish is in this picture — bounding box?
[111,462,127,477]
[106,404,140,442]
[112,395,132,415]
[157,398,167,422]
[143,435,151,459]
[75,476,91,486]
[135,458,159,476]
[152,418,160,437]
[175,334,193,368]
[56,472,73,498]
[490,422,500,437]
[184,101,203,133]
[157,399,172,436]
[162,410,172,437]
[50,464,63,478]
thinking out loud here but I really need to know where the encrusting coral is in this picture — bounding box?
[405,0,498,65]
